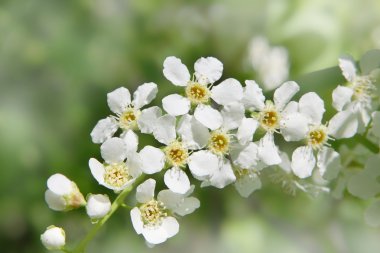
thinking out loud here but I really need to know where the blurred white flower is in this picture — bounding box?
[329,55,376,139]
[41,226,66,250]
[90,83,160,143]
[86,194,111,220]
[130,179,199,245]
[44,174,86,211]
[248,36,289,91]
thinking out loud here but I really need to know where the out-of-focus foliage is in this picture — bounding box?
[0,0,380,252]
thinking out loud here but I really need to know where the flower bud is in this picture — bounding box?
[45,173,86,211]
[86,194,111,220]
[41,226,66,250]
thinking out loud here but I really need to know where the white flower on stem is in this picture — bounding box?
[329,55,376,139]
[89,137,143,192]
[130,179,199,245]
[248,36,289,91]
[242,80,303,166]
[289,92,341,179]
[41,226,66,250]
[44,174,86,211]
[162,56,243,129]
[90,83,160,143]
[149,114,209,194]
[86,194,111,220]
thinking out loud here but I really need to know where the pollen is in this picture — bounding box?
[164,141,188,167]
[307,125,328,150]
[104,163,131,188]
[351,76,375,105]
[140,199,167,226]
[208,131,230,155]
[185,82,210,104]
[259,102,280,132]
[119,108,141,130]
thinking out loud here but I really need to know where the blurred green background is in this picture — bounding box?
[1,0,380,252]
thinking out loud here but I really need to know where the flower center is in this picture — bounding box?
[307,125,328,150]
[119,108,141,130]
[185,82,210,104]
[140,199,167,226]
[208,131,230,155]
[259,102,280,132]
[104,163,131,188]
[351,76,374,105]
[164,141,188,167]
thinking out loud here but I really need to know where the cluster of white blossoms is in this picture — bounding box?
[41,54,379,251]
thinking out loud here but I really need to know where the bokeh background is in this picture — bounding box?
[1,0,380,252]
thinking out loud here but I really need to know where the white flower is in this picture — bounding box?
[90,83,160,143]
[130,179,199,245]
[329,55,376,139]
[41,226,66,250]
[89,137,143,192]
[242,80,302,166]
[248,36,289,91]
[86,194,111,220]
[288,92,341,179]
[44,174,86,211]
[233,167,262,198]
[162,56,244,129]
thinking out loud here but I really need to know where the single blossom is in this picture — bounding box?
[90,83,160,143]
[86,194,112,220]
[41,226,66,250]
[44,174,86,211]
[130,179,199,245]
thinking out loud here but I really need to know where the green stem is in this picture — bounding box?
[70,176,145,253]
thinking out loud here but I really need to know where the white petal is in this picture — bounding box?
[90,117,118,144]
[188,150,219,178]
[291,146,316,179]
[328,110,358,139]
[163,56,190,86]
[47,174,73,196]
[107,87,131,114]
[299,92,325,124]
[257,133,281,166]
[162,94,190,116]
[194,57,223,84]
[45,190,66,211]
[132,82,158,109]
[211,78,243,105]
[194,104,223,130]
[242,80,265,110]
[339,55,357,82]
[139,146,165,174]
[136,178,156,203]
[86,194,111,219]
[41,226,66,250]
[100,137,128,164]
[120,130,138,154]
[280,112,310,141]
[332,86,353,111]
[137,106,162,134]
[317,147,341,180]
[235,173,262,198]
[173,197,200,216]
[125,152,143,178]
[164,168,191,194]
[142,226,167,245]
[177,114,210,149]
[281,101,299,116]
[237,118,258,145]
[208,158,236,188]
[89,158,105,185]
[130,207,143,234]
[278,152,292,173]
[273,81,300,111]
[221,102,245,131]
[230,142,259,169]
[161,217,179,238]
[153,114,177,145]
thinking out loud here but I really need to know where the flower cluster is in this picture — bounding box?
[41,53,379,251]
